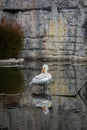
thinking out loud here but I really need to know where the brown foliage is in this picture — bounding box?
[0,16,24,59]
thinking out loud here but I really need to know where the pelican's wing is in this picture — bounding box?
[30,73,50,85]
[35,73,47,79]
[30,73,52,85]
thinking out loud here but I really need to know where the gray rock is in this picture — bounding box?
[0,0,87,60]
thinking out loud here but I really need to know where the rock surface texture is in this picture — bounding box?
[0,0,87,61]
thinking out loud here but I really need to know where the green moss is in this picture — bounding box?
[0,17,24,59]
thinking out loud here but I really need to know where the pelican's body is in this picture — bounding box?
[30,64,52,87]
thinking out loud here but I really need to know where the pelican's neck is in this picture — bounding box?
[41,65,48,73]
[42,106,49,114]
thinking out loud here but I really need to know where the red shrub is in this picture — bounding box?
[0,16,24,59]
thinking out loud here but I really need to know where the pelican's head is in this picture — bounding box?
[41,64,48,73]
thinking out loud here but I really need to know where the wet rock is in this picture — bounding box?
[78,81,87,105]
[0,58,24,65]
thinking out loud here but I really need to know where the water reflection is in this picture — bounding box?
[0,62,87,130]
[0,67,25,108]
[0,67,25,94]
[31,93,52,115]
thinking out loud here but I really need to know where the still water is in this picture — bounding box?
[0,61,87,130]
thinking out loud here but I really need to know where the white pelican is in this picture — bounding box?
[30,64,52,89]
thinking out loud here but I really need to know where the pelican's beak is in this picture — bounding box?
[41,67,45,73]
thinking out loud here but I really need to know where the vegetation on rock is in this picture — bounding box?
[0,16,24,59]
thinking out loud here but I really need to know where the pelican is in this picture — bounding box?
[30,64,52,89]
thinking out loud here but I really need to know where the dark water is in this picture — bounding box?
[0,61,87,130]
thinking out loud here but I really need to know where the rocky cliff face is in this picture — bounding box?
[0,0,87,61]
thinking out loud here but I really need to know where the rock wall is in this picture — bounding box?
[0,0,87,61]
